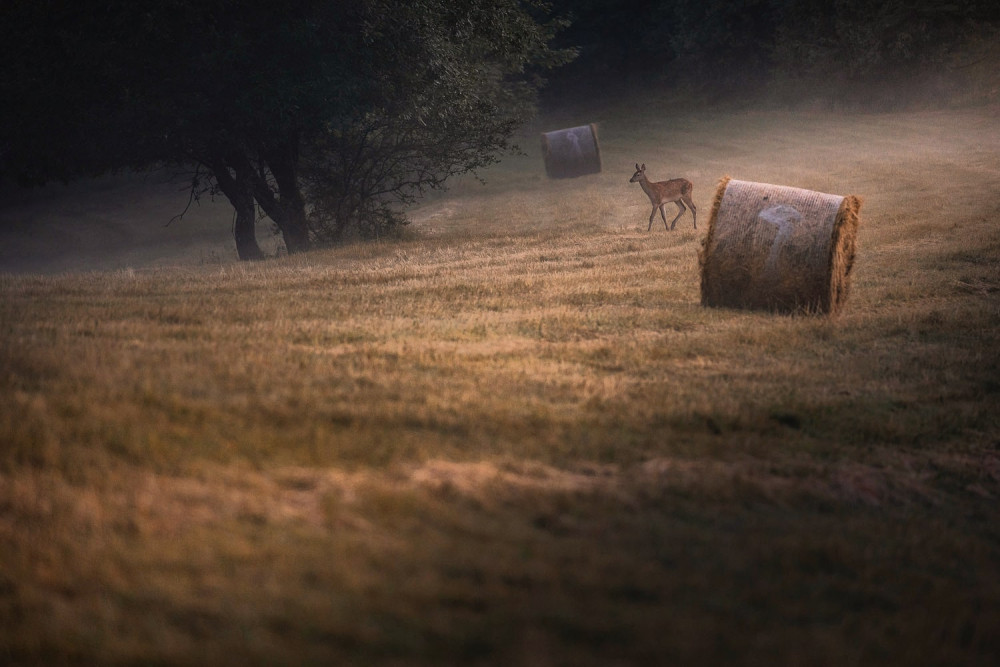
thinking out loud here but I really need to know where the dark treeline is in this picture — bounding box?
[544,0,1000,103]
[0,0,572,256]
[1,0,996,261]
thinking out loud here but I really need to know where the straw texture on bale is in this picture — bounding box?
[540,124,602,178]
[699,177,862,314]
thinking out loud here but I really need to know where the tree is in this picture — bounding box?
[771,0,1000,81]
[302,1,573,243]
[543,0,999,101]
[0,0,573,259]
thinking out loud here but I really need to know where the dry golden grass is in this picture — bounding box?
[1,103,999,665]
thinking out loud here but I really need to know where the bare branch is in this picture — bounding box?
[165,164,204,227]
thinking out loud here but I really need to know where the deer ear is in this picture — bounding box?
[641,163,646,170]
[635,163,640,171]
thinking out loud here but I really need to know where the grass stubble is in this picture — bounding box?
[1,104,999,665]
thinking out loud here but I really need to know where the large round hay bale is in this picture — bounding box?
[699,177,862,314]
[540,124,602,178]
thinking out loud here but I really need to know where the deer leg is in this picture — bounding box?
[683,195,698,229]
[648,207,657,231]
[669,201,686,230]
[658,205,669,230]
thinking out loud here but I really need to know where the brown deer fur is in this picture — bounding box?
[629,163,697,231]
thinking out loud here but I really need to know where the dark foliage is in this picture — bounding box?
[772,0,1000,80]
[302,0,573,243]
[0,0,572,257]
[544,0,1000,98]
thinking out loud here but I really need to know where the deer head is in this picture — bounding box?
[629,163,646,183]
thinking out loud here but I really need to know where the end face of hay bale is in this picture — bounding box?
[699,179,863,314]
[541,124,602,178]
[828,195,863,313]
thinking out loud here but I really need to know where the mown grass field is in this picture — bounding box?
[2,102,999,665]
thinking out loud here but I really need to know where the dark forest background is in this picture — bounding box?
[542,0,1000,107]
[1,0,997,258]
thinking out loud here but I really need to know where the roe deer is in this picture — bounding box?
[629,163,696,231]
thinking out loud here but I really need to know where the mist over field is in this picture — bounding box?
[0,171,276,274]
[2,95,996,275]
[2,1,999,665]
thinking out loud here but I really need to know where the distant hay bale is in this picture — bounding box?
[699,177,862,314]
[540,124,602,178]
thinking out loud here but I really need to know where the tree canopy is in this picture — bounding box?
[545,0,1000,99]
[0,0,573,258]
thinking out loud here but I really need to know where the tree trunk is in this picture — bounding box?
[218,145,312,256]
[275,193,311,254]
[232,197,264,261]
[209,156,264,261]
[232,160,265,261]
[264,148,311,254]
